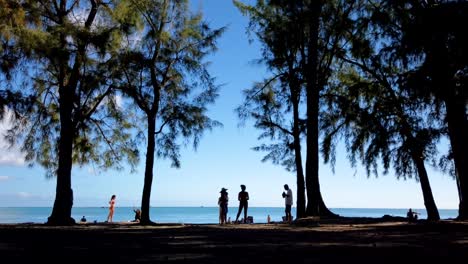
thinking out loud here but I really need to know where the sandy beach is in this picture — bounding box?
[1,218,468,263]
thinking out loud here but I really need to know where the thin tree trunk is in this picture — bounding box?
[292,96,306,219]
[445,97,468,220]
[140,114,157,224]
[411,152,440,221]
[140,63,161,225]
[305,1,337,218]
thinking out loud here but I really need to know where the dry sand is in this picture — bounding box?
[1,218,468,263]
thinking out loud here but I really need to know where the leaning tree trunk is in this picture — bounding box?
[395,100,439,221]
[411,152,440,221]
[445,96,468,220]
[140,113,157,224]
[305,0,337,218]
[47,86,75,225]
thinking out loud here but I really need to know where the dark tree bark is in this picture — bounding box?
[46,0,99,225]
[446,97,468,219]
[292,89,306,218]
[47,86,75,225]
[140,65,161,225]
[140,113,156,224]
[411,152,440,221]
[305,1,337,218]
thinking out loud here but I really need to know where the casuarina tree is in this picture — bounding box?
[380,0,468,219]
[0,0,139,225]
[235,0,307,218]
[112,0,224,224]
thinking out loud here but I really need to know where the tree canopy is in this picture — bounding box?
[112,0,224,224]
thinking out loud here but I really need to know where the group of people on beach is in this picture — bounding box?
[218,184,294,225]
[104,194,141,223]
[99,184,294,225]
[81,194,141,224]
[218,185,250,225]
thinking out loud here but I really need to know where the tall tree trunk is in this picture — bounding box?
[305,1,337,218]
[140,64,161,225]
[411,152,440,221]
[47,0,99,226]
[140,113,156,224]
[292,96,306,219]
[445,97,468,220]
[47,87,75,225]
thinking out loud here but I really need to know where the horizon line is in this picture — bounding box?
[0,206,458,210]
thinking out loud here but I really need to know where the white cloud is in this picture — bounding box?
[0,150,25,166]
[87,167,98,175]
[0,175,10,181]
[0,192,55,206]
[123,31,144,49]
[17,192,33,198]
[0,108,26,166]
[97,94,124,110]
[115,94,123,109]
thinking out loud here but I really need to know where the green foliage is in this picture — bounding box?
[0,0,140,176]
[235,0,308,172]
[114,0,224,167]
[235,0,365,171]
[237,77,303,171]
[321,0,443,180]
[0,90,35,124]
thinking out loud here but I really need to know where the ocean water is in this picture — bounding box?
[0,207,459,224]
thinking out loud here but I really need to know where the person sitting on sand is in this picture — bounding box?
[218,188,229,225]
[80,216,87,223]
[407,208,419,222]
[133,209,141,223]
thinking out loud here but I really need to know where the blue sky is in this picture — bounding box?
[0,0,459,210]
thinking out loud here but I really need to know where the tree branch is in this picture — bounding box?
[82,86,112,122]
[259,119,293,136]
[90,117,119,162]
[245,72,284,105]
[155,117,173,135]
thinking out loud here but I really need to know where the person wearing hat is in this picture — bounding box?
[235,185,249,223]
[218,188,229,224]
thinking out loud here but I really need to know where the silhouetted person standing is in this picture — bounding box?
[235,184,249,223]
[282,184,293,223]
[218,188,229,224]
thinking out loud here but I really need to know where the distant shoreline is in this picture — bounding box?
[0,207,459,224]
[0,206,459,209]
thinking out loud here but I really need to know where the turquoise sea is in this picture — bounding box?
[0,207,459,224]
